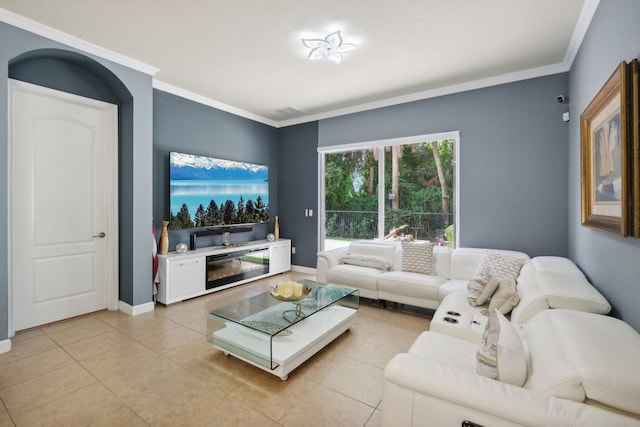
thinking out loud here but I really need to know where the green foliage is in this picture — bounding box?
[324,140,455,241]
[445,224,455,247]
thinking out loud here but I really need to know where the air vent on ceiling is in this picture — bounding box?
[275,107,305,117]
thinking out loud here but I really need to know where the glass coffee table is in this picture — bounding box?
[207,279,359,380]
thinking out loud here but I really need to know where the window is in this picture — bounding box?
[319,132,459,251]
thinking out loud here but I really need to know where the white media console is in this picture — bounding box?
[157,239,291,305]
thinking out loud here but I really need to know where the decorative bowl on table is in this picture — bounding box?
[269,281,312,302]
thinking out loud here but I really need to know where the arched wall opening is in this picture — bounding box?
[9,48,135,306]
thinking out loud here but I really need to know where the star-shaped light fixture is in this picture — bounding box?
[301,31,357,64]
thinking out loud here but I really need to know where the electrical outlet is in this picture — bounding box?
[291,247,296,254]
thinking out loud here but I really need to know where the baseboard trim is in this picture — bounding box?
[291,265,316,275]
[0,338,11,354]
[118,300,155,316]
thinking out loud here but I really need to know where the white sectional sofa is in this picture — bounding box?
[318,240,638,426]
[317,241,529,309]
[316,240,611,339]
[382,309,640,426]
[431,255,613,342]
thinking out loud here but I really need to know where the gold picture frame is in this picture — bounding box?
[632,59,640,237]
[580,61,633,236]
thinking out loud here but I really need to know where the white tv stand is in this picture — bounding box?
[157,239,291,305]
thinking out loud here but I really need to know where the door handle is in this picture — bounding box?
[93,232,106,238]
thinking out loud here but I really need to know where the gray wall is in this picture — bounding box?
[152,90,280,248]
[4,0,639,340]
[568,0,640,331]
[0,22,154,341]
[318,74,570,257]
[277,122,320,267]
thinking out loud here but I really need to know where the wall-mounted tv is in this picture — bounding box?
[169,151,269,229]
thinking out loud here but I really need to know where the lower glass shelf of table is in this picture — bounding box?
[206,279,359,380]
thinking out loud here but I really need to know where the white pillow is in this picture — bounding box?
[482,278,520,316]
[477,251,526,280]
[339,254,392,270]
[476,309,527,386]
[401,241,435,275]
[475,276,499,306]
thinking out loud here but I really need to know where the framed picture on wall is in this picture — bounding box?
[580,61,633,236]
[631,59,640,237]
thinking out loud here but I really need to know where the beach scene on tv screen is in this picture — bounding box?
[169,152,269,229]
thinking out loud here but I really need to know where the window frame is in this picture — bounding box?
[317,130,460,251]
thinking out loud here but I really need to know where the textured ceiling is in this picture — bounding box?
[0,0,594,126]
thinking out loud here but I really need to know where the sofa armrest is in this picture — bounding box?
[383,353,640,427]
[316,246,349,282]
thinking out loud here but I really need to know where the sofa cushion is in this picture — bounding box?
[339,254,391,271]
[511,257,611,324]
[528,257,610,313]
[449,248,490,280]
[476,309,527,386]
[408,331,477,372]
[523,313,585,402]
[378,271,445,301]
[326,264,382,293]
[438,279,468,300]
[432,246,453,279]
[524,309,640,415]
[401,241,435,275]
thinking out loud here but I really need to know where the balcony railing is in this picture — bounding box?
[325,210,452,242]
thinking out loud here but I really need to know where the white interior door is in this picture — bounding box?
[10,80,118,331]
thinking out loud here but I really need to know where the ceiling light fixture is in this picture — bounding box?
[301,31,357,64]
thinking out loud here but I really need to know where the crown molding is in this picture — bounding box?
[152,80,278,127]
[154,60,568,129]
[0,8,158,76]
[1,1,599,129]
[563,0,600,66]
[279,62,569,127]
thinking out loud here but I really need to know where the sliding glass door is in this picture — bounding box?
[320,132,458,251]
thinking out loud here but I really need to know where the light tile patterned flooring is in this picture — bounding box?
[0,272,430,426]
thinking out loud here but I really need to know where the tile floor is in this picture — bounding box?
[0,272,431,426]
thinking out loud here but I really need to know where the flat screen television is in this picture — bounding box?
[169,151,269,229]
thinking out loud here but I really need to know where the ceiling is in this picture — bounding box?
[0,0,596,127]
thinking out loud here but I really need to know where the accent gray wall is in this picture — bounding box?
[568,0,640,331]
[152,90,280,248]
[277,122,320,267]
[0,22,154,341]
[318,74,570,258]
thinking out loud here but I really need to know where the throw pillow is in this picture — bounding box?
[475,276,500,306]
[476,309,527,386]
[339,254,392,271]
[467,266,493,306]
[482,278,520,316]
[477,251,526,280]
[401,241,435,275]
